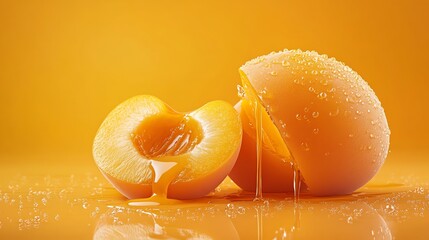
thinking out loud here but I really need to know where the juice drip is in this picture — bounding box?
[238,71,294,201]
[292,164,301,202]
[129,114,198,206]
[255,100,264,201]
[128,160,184,206]
[292,163,301,235]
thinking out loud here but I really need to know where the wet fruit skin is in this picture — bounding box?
[93,95,242,199]
[234,49,390,196]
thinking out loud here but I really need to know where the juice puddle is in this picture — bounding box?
[1,158,429,239]
[94,193,405,239]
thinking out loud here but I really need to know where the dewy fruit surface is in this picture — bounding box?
[232,49,390,196]
[93,95,242,200]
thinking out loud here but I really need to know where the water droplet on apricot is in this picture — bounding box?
[317,92,327,99]
[237,85,245,98]
[312,111,319,118]
[301,142,310,151]
[281,60,290,66]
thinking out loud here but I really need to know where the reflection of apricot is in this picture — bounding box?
[93,205,239,239]
[230,200,391,239]
[93,95,242,199]
[234,50,390,196]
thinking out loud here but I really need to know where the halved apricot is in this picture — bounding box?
[93,95,242,199]
[231,49,390,196]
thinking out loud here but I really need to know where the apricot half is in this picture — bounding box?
[231,49,390,196]
[93,95,242,199]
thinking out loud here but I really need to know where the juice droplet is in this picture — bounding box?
[128,160,185,206]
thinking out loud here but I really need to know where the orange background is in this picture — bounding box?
[1,0,428,164]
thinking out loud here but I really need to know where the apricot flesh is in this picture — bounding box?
[93,95,242,199]
[235,49,390,196]
[229,102,305,192]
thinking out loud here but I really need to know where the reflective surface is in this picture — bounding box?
[1,152,428,239]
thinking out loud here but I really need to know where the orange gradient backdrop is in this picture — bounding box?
[1,1,428,163]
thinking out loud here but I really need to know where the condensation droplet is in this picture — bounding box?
[369,134,374,138]
[237,85,245,98]
[320,79,328,85]
[301,142,310,151]
[270,71,278,76]
[317,92,327,99]
[237,206,246,215]
[281,60,290,66]
[296,114,302,121]
[349,134,354,138]
[385,204,395,214]
[279,120,286,128]
[329,108,340,117]
[312,111,319,118]
[313,128,319,134]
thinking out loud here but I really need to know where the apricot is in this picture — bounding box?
[93,95,242,199]
[231,49,390,196]
[229,101,300,193]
